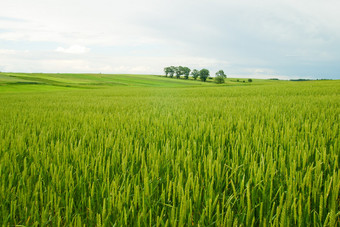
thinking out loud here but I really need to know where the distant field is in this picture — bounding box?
[0,72,281,92]
[0,73,339,226]
[0,73,218,92]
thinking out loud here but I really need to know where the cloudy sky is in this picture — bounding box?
[1,0,339,79]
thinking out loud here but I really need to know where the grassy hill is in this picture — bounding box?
[0,72,287,93]
[0,73,217,92]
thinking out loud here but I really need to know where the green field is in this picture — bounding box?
[0,73,339,226]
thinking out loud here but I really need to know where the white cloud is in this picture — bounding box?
[55,45,90,54]
[0,49,20,55]
[0,49,229,74]
[0,0,339,78]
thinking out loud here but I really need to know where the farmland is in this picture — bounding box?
[0,73,339,226]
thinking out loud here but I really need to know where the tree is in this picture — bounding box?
[215,70,227,78]
[215,76,225,84]
[248,79,253,82]
[164,67,171,77]
[199,69,210,82]
[182,67,191,79]
[191,69,199,80]
[175,66,182,79]
[168,66,175,78]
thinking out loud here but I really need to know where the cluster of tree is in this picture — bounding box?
[289,79,311,81]
[164,66,227,83]
[164,66,191,79]
[236,79,252,83]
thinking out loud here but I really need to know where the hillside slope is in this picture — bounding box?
[0,73,218,92]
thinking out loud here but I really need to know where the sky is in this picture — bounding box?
[1,0,340,79]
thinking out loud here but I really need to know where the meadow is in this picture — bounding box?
[0,73,339,226]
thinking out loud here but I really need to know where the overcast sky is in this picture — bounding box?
[1,0,339,79]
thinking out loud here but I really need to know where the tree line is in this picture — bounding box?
[164,66,227,83]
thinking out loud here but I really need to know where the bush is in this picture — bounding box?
[248,79,253,82]
[215,76,225,84]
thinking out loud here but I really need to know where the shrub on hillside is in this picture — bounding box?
[215,76,225,84]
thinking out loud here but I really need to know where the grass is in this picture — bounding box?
[0,73,216,92]
[0,73,339,226]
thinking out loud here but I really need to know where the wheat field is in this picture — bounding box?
[0,73,339,226]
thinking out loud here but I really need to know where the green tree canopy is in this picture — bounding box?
[175,66,182,79]
[191,69,199,80]
[182,67,191,79]
[168,66,175,78]
[199,69,210,82]
[215,70,227,78]
[164,67,171,77]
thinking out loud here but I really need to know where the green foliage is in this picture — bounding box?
[164,66,191,79]
[191,69,199,80]
[169,66,175,78]
[175,66,182,79]
[215,76,225,84]
[164,67,171,77]
[248,78,253,82]
[215,70,227,78]
[182,67,191,79]
[0,73,339,226]
[199,69,210,82]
